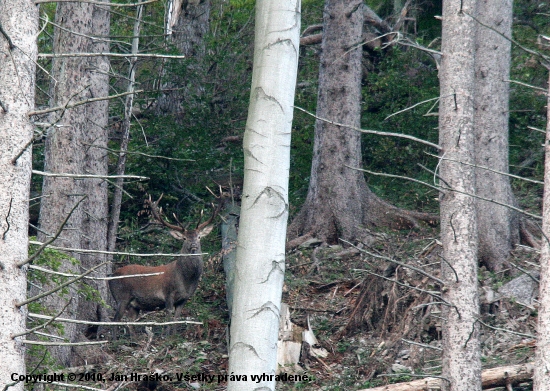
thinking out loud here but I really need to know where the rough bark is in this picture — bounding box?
[438,0,481,390]
[534,71,550,391]
[0,0,38,387]
[288,0,434,248]
[227,0,300,389]
[37,1,110,365]
[474,0,518,272]
[76,0,111,345]
[157,0,210,117]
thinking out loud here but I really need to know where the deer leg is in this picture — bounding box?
[112,301,128,339]
[164,296,176,335]
[171,300,187,335]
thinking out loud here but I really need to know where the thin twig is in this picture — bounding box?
[341,239,445,286]
[32,170,148,181]
[18,197,86,267]
[425,152,543,185]
[17,261,109,307]
[28,90,144,116]
[28,264,163,280]
[34,0,158,7]
[29,240,207,258]
[38,52,186,59]
[28,312,202,326]
[22,340,107,346]
[294,106,441,150]
[12,298,73,339]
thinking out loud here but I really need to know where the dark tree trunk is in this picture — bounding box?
[157,0,210,117]
[288,0,434,246]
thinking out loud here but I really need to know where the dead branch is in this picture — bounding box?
[28,312,202,326]
[359,362,534,390]
[38,52,186,59]
[34,0,157,7]
[16,261,109,307]
[28,90,144,116]
[294,106,441,150]
[28,240,206,258]
[32,170,148,181]
[22,340,107,346]
[18,196,86,267]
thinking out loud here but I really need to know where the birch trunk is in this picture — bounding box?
[534,71,550,390]
[438,0,481,389]
[0,0,38,387]
[227,0,300,389]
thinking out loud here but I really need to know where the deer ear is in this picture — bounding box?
[169,230,185,240]
[199,225,214,237]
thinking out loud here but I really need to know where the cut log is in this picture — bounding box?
[359,362,534,391]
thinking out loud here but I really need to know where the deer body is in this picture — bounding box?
[109,196,215,336]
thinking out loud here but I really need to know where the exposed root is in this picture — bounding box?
[519,218,541,249]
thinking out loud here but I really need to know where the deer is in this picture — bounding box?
[109,195,218,337]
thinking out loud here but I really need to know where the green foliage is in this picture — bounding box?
[361,48,440,211]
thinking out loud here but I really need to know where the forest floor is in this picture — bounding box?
[97,227,538,391]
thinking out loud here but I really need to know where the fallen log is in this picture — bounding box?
[359,362,534,391]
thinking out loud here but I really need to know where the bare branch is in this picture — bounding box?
[28,90,144,116]
[18,197,86,267]
[28,312,202,326]
[21,340,107,346]
[16,261,109,307]
[354,166,542,220]
[425,152,544,185]
[32,170,148,181]
[28,264,163,280]
[294,105,441,150]
[34,0,158,7]
[38,52,186,59]
[507,79,548,94]
[29,240,207,258]
[12,298,73,339]
[341,239,445,286]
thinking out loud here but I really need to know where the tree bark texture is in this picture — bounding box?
[37,1,110,365]
[77,0,111,345]
[0,0,38,387]
[474,0,518,272]
[438,1,481,390]
[287,0,436,247]
[227,0,300,389]
[534,72,550,390]
[157,0,210,117]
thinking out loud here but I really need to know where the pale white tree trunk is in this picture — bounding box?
[534,71,550,390]
[438,0,481,390]
[474,0,518,273]
[227,1,300,390]
[0,0,38,387]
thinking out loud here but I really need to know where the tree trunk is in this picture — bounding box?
[534,71,550,391]
[438,0,481,390]
[76,0,111,345]
[157,0,210,117]
[0,0,38,387]
[37,1,109,365]
[474,0,518,272]
[288,0,433,247]
[227,0,300,389]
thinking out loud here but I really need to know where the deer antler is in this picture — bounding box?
[197,202,220,231]
[145,194,184,232]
